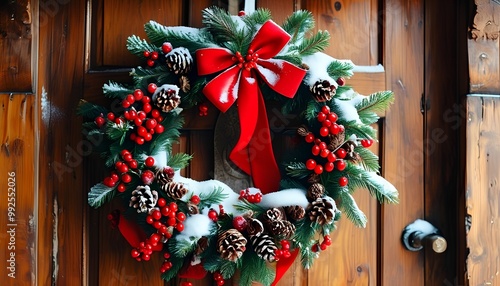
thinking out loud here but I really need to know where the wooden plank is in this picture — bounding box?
[98,0,184,67]
[302,0,379,66]
[382,0,424,285]
[0,1,32,92]
[0,94,36,285]
[466,96,500,286]
[349,71,386,96]
[468,0,500,94]
[36,0,87,284]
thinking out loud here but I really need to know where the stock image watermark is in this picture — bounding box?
[6,171,17,279]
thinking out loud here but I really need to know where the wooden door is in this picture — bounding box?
[29,0,465,285]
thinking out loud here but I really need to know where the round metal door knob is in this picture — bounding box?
[402,219,447,253]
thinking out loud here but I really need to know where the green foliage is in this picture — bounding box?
[300,243,318,269]
[166,153,193,171]
[355,146,380,172]
[327,60,354,78]
[341,120,377,139]
[88,183,115,208]
[296,30,330,56]
[242,9,272,33]
[130,65,172,88]
[161,249,185,282]
[285,162,310,179]
[202,7,245,51]
[76,100,108,119]
[336,189,367,228]
[105,121,132,145]
[240,251,276,286]
[145,21,215,52]
[198,187,229,210]
[103,81,134,99]
[234,199,266,214]
[148,112,184,155]
[355,91,395,124]
[170,237,196,257]
[346,165,399,204]
[127,35,158,59]
[282,10,315,44]
[220,258,241,279]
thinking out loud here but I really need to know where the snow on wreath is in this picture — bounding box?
[78,6,398,286]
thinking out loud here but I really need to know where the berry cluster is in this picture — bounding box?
[146,200,186,237]
[238,188,263,203]
[189,194,201,205]
[213,271,225,286]
[311,235,332,252]
[360,138,374,148]
[208,208,218,222]
[130,232,163,261]
[198,102,209,116]
[160,252,174,273]
[274,240,292,261]
[102,149,138,192]
[143,42,173,67]
[232,215,248,232]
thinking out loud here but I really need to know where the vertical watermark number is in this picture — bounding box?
[6,171,16,279]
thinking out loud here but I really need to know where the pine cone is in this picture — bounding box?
[246,218,264,236]
[165,47,193,75]
[251,233,278,262]
[187,203,199,215]
[342,140,361,162]
[328,130,346,151]
[307,197,337,225]
[179,75,191,93]
[268,220,296,239]
[129,186,158,213]
[263,208,285,222]
[217,229,247,262]
[195,236,209,255]
[155,166,175,187]
[311,79,336,102]
[307,183,325,201]
[297,126,309,137]
[162,182,188,200]
[153,85,181,112]
[285,205,306,221]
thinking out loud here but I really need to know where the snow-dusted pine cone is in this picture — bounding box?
[152,84,181,112]
[129,186,158,213]
[268,220,296,239]
[179,75,191,93]
[263,208,285,222]
[162,182,188,200]
[187,203,199,215]
[246,218,264,236]
[251,233,278,262]
[195,236,209,255]
[165,47,193,75]
[328,130,346,151]
[285,205,306,221]
[311,79,336,102]
[217,229,247,262]
[307,183,325,201]
[155,166,175,187]
[307,197,337,225]
[342,140,361,162]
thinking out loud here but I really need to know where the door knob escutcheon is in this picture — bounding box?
[402,219,447,253]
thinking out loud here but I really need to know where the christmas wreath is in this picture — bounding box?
[79,7,398,286]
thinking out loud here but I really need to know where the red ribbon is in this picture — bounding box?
[196,20,306,194]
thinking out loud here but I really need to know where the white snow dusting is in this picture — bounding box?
[176,214,213,242]
[352,64,385,73]
[257,188,309,209]
[333,97,362,123]
[367,172,399,200]
[40,86,63,126]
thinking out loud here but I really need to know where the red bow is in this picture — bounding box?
[196,20,306,194]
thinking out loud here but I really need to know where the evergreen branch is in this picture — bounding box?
[130,65,172,88]
[148,112,184,155]
[105,121,132,141]
[280,178,306,190]
[297,30,330,56]
[343,164,399,204]
[103,81,134,99]
[202,7,244,50]
[304,100,323,122]
[240,251,275,286]
[274,54,303,66]
[293,219,318,246]
[220,259,241,280]
[234,200,266,214]
[88,183,115,208]
[340,120,377,139]
[105,142,124,167]
[161,248,186,281]
[242,9,272,34]
[182,78,207,108]
[166,153,192,170]
[199,187,229,209]
[285,162,311,179]
[126,35,158,59]
[355,91,395,115]
[336,189,367,228]
[299,241,319,269]
[358,111,380,125]
[145,21,215,52]
[282,10,315,44]
[354,146,380,172]
[76,100,108,119]
[327,60,354,78]
[170,238,196,257]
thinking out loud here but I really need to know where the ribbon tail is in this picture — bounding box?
[272,248,300,286]
[178,262,208,279]
[117,212,146,248]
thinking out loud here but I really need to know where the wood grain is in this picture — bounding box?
[382,0,425,285]
[466,96,500,286]
[0,0,32,92]
[0,94,36,285]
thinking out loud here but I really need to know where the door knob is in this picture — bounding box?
[401,219,447,253]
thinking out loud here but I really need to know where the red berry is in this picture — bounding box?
[153,221,162,229]
[141,170,155,185]
[163,166,175,179]
[134,117,143,126]
[161,206,170,217]
[143,51,151,58]
[317,112,327,122]
[148,83,157,94]
[329,124,340,135]
[147,59,155,67]
[162,42,173,54]
[95,116,106,127]
[339,176,348,187]
[137,111,147,120]
[135,136,145,145]
[321,105,330,114]
[128,160,138,169]
[103,177,115,188]
[117,163,129,174]
[311,244,319,252]
[126,94,135,104]
[131,249,140,258]
[320,243,327,251]
[114,117,124,124]
[110,173,120,182]
[320,127,329,137]
[152,210,162,220]
[143,103,152,114]
[311,145,320,156]
[120,149,130,156]
[305,133,315,143]
[150,51,159,60]
[121,173,132,183]
[145,156,155,167]
[169,202,178,212]
[208,209,218,221]
[176,212,186,222]
[128,110,137,119]
[176,222,185,232]
[318,141,328,150]
[327,152,337,162]
[305,159,317,170]
[167,217,176,226]
[151,109,160,118]
[328,113,338,122]
[280,240,290,250]
[137,126,148,138]
[336,148,347,159]
[133,89,144,101]
[142,96,151,103]
[122,153,133,162]
[336,77,346,86]
[107,112,115,121]
[322,119,332,127]
[339,124,345,132]
[154,124,164,134]
[190,195,201,205]
[145,119,157,129]
[238,10,246,16]
[314,164,324,174]
[217,280,225,286]
[361,139,374,147]
[143,132,153,142]
[146,215,154,224]
[324,162,334,172]
[336,160,346,171]
[158,198,166,207]
[320,149,330,158]
[232,216,248,231]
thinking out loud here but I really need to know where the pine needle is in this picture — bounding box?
[103,81,134,99]
[336,189,367,228]
[354,146,380,172]
[355,91,395,115]
[76,100,108,119]
[297,30,330,56]
[202,7,244,50]
[88,183,115,208]
[282,10,315,44]
[327,60,354,78]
